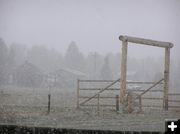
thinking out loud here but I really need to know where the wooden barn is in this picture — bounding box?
[47,68,86,88]
[13,61,44,88]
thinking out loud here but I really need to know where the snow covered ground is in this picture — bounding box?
[0,86,180,132]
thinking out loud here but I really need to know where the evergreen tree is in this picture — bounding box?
[27,45,63,73]
[85,52,104,79]
[65,41,85,71]
[100,55,113,80]
[0,38,8,85]
[8,43,27,66]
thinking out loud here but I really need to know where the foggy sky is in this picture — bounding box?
[0,0,180,59]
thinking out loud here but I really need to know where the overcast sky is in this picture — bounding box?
[0,0,180,59]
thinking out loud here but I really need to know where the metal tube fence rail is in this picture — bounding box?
[130,78,164,113]
[79,78,120,106]
[76,78,173,112]
[168,93,180,109]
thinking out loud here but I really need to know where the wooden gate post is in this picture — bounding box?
[120,41,128,104]
[164,48,170,110]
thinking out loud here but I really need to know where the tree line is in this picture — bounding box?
[0,37,179,91]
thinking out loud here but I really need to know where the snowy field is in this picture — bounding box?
[0,86,180,132]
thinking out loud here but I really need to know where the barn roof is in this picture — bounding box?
[52,67,86,76]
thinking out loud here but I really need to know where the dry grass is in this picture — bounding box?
[0,86,180,131]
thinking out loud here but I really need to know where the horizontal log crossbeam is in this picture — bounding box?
[119,35,174,48]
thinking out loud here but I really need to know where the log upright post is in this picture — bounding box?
[164,48,170,110]
[120,41,128,104]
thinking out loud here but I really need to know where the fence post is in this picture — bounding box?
[97,94,100,115]
[127,92,133,113]
[47,94,51,114]
[116,95,119,111]
[139,96,142,112]
[77,79,80,108]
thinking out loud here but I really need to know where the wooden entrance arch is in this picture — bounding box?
[119,35,174,110]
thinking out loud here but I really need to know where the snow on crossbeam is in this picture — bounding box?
[119,35,174,48]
